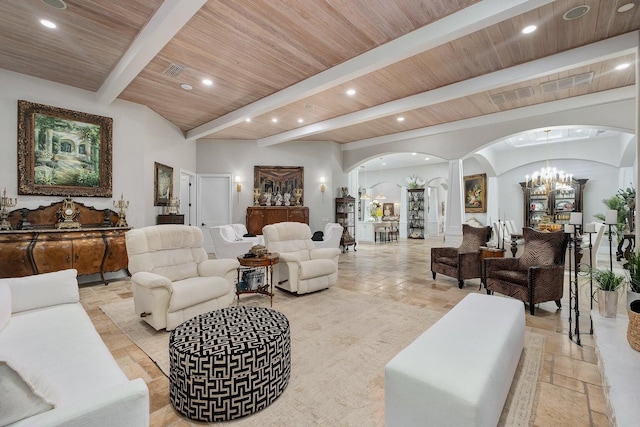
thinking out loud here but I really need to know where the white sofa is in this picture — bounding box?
[0,269,149,427]
[312,223,343,250]
[126,225,239,331]
[209,224,264,259]
[263,222,341,294]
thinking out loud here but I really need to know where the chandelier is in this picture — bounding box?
[525,130,573,194]
[360,165,371,199]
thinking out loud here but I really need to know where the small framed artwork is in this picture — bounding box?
[154,162,173,206]
[383,203,394,216]
[464,173,487,213]
[17,100,113,197]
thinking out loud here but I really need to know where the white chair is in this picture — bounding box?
[125,225,239,331]
[582,222,606,267]
[263,222,341,294]
[210,224,262,259]
[313,223,343,250]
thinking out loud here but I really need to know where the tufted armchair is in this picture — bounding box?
[313,223,344,250]
[431,224,492,288]
[484,227,569,315]
[263,222,341,294]
[125,225,239,330]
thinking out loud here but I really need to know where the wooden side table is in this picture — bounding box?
[236,252,279,306]
[479,246,506,289]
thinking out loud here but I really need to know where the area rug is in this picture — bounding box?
[101,288,544,426]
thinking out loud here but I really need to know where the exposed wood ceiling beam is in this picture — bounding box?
[96,0,206,105]
[186,0,553,141]
[259,31,638,148]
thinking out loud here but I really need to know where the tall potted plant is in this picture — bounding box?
[593,269,625,318]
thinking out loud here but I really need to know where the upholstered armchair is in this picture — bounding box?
[484,227,569,315]
[209,224,263,259]
[313,223,344,250]
[263,222,341,294]
[125,225,239,330]
[431,224,492,288]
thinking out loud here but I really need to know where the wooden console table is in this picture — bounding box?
[246,206,309,235]
[0,200,129,283]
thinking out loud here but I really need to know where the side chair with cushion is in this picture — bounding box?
[263,222,341,295]
[125,225,240,331]
[431,224,492,288]
[313,222,343,249]
[484,227,569,315]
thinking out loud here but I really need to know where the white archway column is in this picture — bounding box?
[445,159,464,243]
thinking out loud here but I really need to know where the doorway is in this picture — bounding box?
[196,174,232,253]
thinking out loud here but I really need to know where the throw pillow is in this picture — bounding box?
[0,362,53,426]
[0,284,10,333]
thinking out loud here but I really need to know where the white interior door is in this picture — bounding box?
[197,174,232,253]
[179,170,195,226]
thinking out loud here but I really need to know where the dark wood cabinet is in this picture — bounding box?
[157,214,185,225]
[0,200,129,282]
[520,178,588,229]
[246,206,309,235]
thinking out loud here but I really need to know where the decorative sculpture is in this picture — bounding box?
[294,188,303,206]
[253,188,261,206]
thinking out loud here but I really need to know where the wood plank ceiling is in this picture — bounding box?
[0,0,637,149]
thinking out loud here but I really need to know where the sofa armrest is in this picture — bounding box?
[131,271,173,291]
[199,258,240,277]
[279,252,302,264]
[310,248,341,260]
[484,257,520,275]
[1,269,79,314]
[13,378,149,427]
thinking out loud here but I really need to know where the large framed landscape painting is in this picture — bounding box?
[154,162,173,206]
[17,100,113,197]
[464,173,487,213]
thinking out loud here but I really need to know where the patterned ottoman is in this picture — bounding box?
[169,306,291,422]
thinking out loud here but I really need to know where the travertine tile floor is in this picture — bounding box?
[79,236,617,427]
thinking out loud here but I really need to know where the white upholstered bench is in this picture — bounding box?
[385,293,525,427]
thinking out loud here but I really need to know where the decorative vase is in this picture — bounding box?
[597,289,619,318]
[253,188,261,206]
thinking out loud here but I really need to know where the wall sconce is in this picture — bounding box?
[320,177,326,193]
[235,176,242,193]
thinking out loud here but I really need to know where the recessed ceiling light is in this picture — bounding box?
[180,83,192,90]
[424,157,430,161]
[522,25,537,34]
[245,118,251,123]
[202,79,213,86]
[563,5,591,20]
[304,103,315,109]
[618,3,635,13]
[411,152,417,156]
[40,19,56,29]
[346,89,356,96]
[271,118,278,123]
[41,0,67,9]
[615,63,631,70]
[297,118,304,123]
[382,162,387,166]
[397,117,405,122]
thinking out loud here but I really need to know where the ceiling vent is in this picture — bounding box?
[540,72,593,93]
[489,87,533,105]
[163,63,186,78]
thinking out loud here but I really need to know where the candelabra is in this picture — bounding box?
[113,193,129,228]
[0,187,17,230]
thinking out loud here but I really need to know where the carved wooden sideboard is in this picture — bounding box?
[0,200,129,282]
[246,206,309,235]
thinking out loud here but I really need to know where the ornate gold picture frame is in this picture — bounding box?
[254,166,304,205]
[154,162,173,206]
[17,100,113,197]
[464,173,487,213]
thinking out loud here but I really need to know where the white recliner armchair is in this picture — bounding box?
[263,222,341,294]
[209,224,263,259]
[125,225,239,331]
[313,223,343,250]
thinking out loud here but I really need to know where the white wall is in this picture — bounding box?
[0,69,195,228]
[195,139,347,232]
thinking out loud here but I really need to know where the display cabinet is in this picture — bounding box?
[335,197,356,251]
[520,178,588,229]
[407,189,426,239]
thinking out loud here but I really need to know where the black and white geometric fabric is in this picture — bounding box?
[169,306,291,422]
